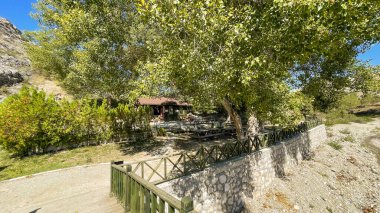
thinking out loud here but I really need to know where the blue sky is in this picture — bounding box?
[357,44,380,65]
[0,0,379,65]
[0,0,38,31]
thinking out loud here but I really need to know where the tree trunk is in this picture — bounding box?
[247,113,261,137]
[221,98,244,140]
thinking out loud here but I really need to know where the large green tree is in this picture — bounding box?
[26,0,155,100]
[297,58,380,111]
[27,0,380,139]
[137,0,380,138]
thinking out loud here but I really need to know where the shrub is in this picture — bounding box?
[324,93,373,126]
[342,135,355,143]
[156,128,167,137]
[328,141,343,150]
[0,86,62,155]
[361,93,380,105]
[0,86,151,156]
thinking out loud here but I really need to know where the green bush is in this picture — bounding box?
[156,128,167,136]
[0,86,61,155]
[360,93,380,105]
[324,93,373,126]
[0,86,151,156]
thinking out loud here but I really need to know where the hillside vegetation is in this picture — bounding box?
[0,17,67,102]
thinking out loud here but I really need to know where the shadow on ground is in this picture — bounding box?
[117,139,164,155]
[364,133,380,166]
[116,135,237,156]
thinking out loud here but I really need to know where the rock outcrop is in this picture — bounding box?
[0,17,68,102]
[0,17,30,88]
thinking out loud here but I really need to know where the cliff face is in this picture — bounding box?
[0,17,30,88]
[0,17,68,101]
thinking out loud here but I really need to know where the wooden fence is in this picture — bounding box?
[111,161,195,213]
[111,118,322,211]
[119,119,322,184]
[152,121,225,134]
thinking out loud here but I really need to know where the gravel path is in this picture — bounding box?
[0,163,123,213]
[245,118,380,213]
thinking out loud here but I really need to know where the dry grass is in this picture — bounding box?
[274,192,293,210]
[342,135,355,143]
[328,140,343,150]
[27,73,70,98]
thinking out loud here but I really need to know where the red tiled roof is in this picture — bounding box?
[137,97,191,106]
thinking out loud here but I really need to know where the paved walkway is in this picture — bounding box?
[0,163,123,213]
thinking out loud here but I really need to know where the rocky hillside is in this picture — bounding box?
[0,17,67,102]
[0,18,29,88]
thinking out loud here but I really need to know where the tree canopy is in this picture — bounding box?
[26,0,156,100]
[27,0,380,135]
[136,0,380,128]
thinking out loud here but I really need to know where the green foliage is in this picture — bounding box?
[328,141,343,151]
[324,93,374,126]
[339,93,361,110]
[350,62,380,97]
[155,128,167,137]
[325,113,373,126]
[25,0,155,100]
[0,86,61,155]
[296,56,354,112]
[0,143,125,181]
[360,94,380,106]
[0,86,151,156]
[342,135,355,143]
[137,0,380,125]
[299,59,380,111]
[27,0,380,129]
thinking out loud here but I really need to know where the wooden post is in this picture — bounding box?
[140,184,144,211]
[162,106,165,120]
[164,158,167,180]
[159,198,165,212]
[200,145,205,169]
[141,163,144,179]
[151,193,157,213]
[183,154,187,175]
[110,160,114,196]
[144,188,151,212]
[131,180,137,212]
[181,196,194,213]
[248,137,252,153]
[125,165,132,212]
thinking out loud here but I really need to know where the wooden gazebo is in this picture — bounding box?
[136,97,192,120]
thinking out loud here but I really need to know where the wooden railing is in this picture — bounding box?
[120,119,322,184]
[111,161,195,213]
[111,118,322,211]
[152,121,226,134]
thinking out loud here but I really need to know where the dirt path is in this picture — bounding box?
[245,118,380,213]
[0,163,123,213]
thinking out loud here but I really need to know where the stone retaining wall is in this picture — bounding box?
[158,125,327,213]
